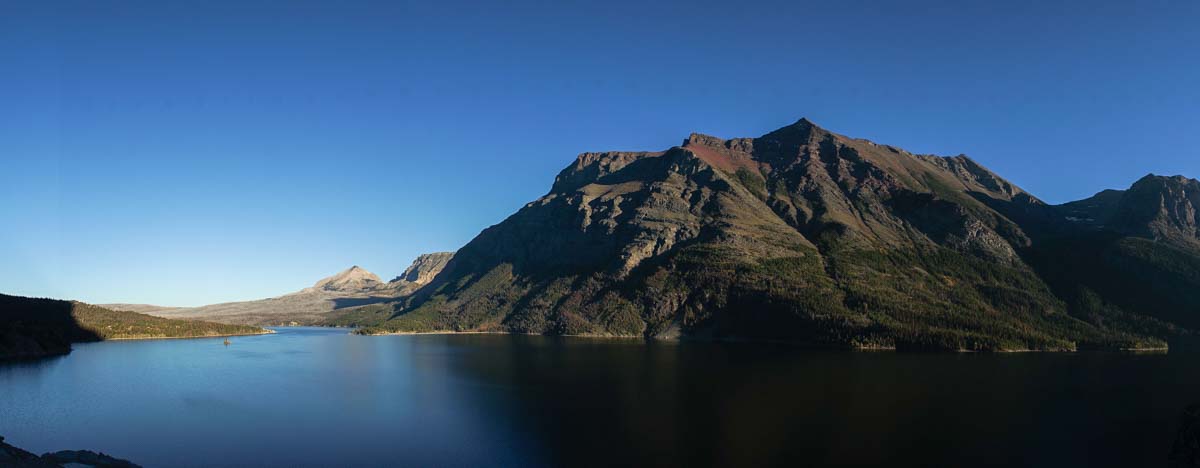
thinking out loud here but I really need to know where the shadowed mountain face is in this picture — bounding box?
[1019,174,1200,332]
[353,118,1191,351]
[1072,175,1200,250]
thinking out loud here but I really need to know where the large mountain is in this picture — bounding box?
[348,118,1195,351]
[112,253,455,326]
[1025,175,1200,334]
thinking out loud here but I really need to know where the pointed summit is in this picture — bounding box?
[312,265,383,292]
[784,117,826,133]
[757,117,830,147]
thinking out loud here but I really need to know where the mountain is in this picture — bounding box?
[391,252,455,284]
[0,294,268,360]
[1072,175,1200,250]
[115,253,454,326]
[307,265,385,292]
[346,118,1182,351]
[1022,174,1200,334]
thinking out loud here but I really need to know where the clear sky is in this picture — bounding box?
[1,0,1197,306]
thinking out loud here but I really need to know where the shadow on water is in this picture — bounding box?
[433,334,1200,468]
[0,294,102,361]
[3,328,1197,467]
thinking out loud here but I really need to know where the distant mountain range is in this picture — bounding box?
[328,118,1200,351]
[104,253,454,326]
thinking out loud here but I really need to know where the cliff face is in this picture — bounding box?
[391,252,454,285]
[1110,175,1200,250]
[1057,175,1200,251]
[354,118,1172,351]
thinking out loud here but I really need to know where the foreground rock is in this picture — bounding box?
[1172,404,1200,467]
[0,436,139,468]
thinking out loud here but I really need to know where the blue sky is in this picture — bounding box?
[1,0,1197,306]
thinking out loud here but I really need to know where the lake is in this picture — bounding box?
[0,327,1195,467]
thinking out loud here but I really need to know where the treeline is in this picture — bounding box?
[1,294,268,360]
[343,240,1173,352]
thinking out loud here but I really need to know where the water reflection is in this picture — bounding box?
[0,328,1195,467]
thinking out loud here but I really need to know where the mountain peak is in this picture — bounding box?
[312,265,382,292]
[1105,174,1200,248]
[1129,173,1200,192]
[757,117,831,146]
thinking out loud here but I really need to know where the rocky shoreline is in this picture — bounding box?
[1172,404,1200,467]
[0,436,139,468]
[353,329,1172,353]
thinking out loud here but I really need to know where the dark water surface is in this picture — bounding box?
[1,327,1196,467]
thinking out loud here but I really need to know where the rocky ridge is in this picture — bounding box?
[346,118,1197,352]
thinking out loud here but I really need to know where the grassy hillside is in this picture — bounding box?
[1,294,269,360]
[71,301,270,340]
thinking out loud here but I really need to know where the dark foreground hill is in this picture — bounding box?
[341,118,1198,352]
[0,294,269,360]
[0,435,139,468]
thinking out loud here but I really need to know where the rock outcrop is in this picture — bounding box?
[1057,175,1200,250]
[1110,175,1200,250]
[1172,404,1200,467]
[0,436,140,468]
[390,252,454,285]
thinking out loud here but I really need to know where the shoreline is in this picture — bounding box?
[352,329,1170,353]
[102,329,276,342]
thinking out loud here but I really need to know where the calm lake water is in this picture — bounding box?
[0,327,1196,467]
